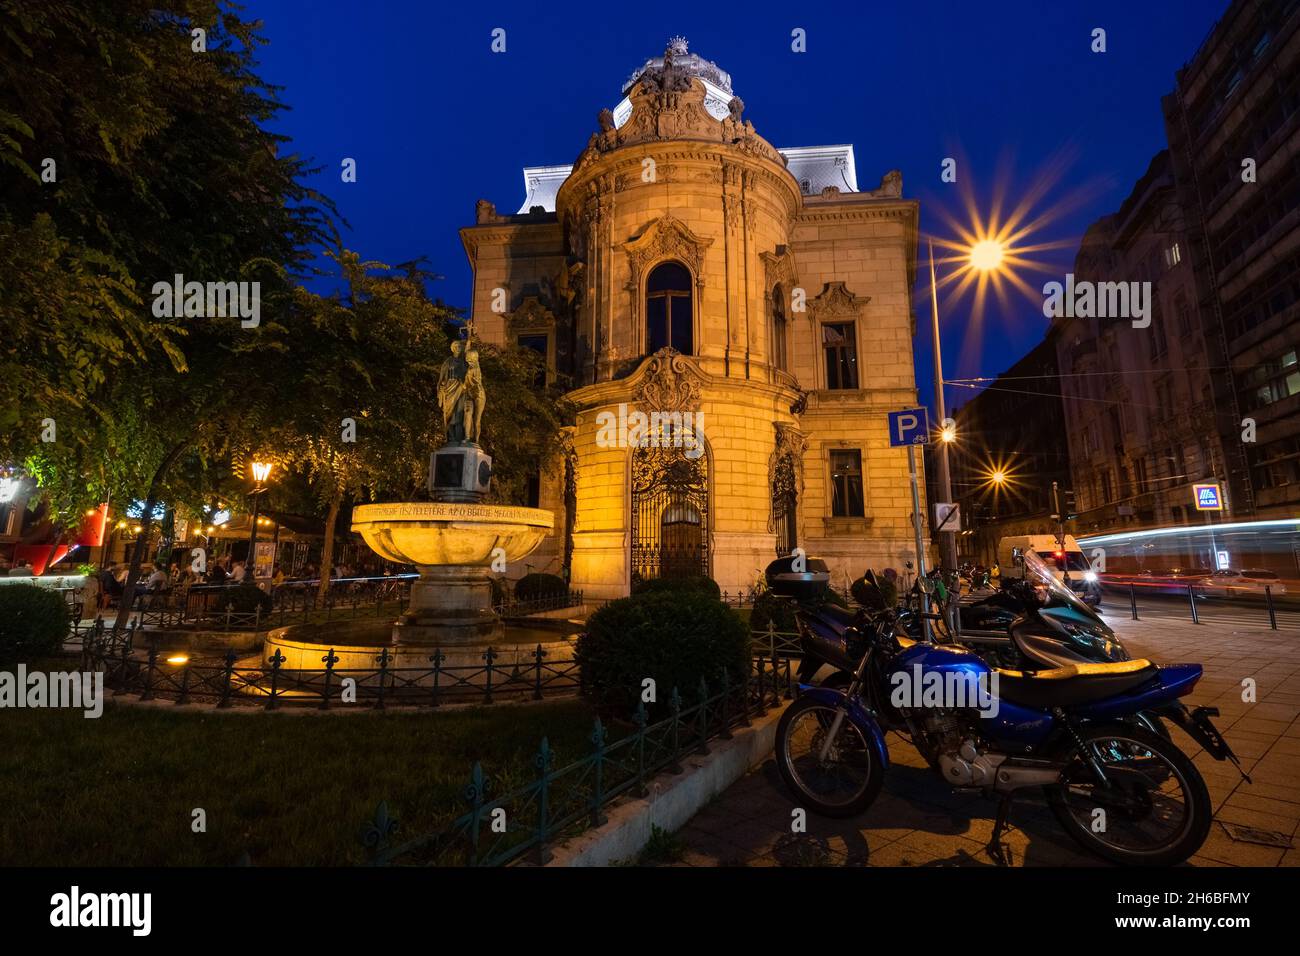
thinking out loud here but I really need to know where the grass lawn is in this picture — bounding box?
[0,697,603,866]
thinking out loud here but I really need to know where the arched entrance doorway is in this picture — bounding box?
[631,446,709,583]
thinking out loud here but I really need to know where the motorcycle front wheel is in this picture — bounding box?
[1045,723,1211,866]
[775,697,884,818]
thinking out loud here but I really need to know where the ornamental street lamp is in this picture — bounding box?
[245,461,273,584]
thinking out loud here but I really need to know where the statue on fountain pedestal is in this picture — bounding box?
[437,331,486,446]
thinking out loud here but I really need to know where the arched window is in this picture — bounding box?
[771,286,789,372]
[646,262,693,354]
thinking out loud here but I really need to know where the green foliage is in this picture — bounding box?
[0,585,70,665]
[750,591,798,634]
[514,573,568,602]
[0,1,337,464]
[637,824,687,865]
[630,574,722,601]
[576,592,750,719]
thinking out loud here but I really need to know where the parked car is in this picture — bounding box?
[1197,568,1287,600]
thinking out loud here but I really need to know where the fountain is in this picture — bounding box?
[263,328,577,677]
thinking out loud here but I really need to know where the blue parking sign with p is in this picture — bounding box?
[888,408,930,447]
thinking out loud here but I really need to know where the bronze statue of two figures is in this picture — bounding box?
[431,330,492,503]
[438,334,486,446]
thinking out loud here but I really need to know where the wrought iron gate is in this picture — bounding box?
[630,445,709,583]
[772,453,798,557]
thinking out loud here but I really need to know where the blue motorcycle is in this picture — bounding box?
[773,568,1243,866]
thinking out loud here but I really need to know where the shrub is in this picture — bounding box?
[0,585,70,665]
[215,583,272,616]
[514,572,567,602]
[750,591,798,634]
[630,574,722,601]
[576,591,749,719]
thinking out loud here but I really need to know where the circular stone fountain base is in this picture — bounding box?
[263,618,579,681]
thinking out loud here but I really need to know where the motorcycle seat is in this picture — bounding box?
[994,659,1158,709]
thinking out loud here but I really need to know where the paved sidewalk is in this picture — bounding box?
[673,614,1300,866]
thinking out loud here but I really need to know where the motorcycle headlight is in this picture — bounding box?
[1059,621,1126,660]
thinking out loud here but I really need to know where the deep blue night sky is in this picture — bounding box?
[254,0,1227,416]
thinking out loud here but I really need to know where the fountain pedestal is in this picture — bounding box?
[397,565,496,643]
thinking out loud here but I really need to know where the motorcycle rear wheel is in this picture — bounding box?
[1045,723,1211,866]
[775,697,884,818]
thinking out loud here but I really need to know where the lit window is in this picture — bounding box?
[830,450,864,518]
[822,322,858,389]
[646,262,693,354]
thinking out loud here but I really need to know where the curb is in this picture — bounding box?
[544,703,787,866]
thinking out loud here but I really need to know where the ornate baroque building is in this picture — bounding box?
[460,38,923,599]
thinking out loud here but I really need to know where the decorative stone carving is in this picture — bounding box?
[760,247,799,292]
[807,281,870,324]
[475,199,503,224]
[636,348,707,412]
[622,214,713,323]
[507,295,556,334]
[727,96,745,123]
[867,169,903,198]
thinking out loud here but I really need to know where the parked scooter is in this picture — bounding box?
[772,564,1247,866]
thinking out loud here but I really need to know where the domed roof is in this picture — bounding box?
[612,36,735,128]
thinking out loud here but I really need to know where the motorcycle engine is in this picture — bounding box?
[922,712,1006,787]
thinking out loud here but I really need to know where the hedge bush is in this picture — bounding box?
[575,591,749,719]
[514,572,568,602]
[750,591,798,634]
[630,574,722,601]
[0,585,70,665]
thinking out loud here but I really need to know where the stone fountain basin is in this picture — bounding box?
[351,502,554,566]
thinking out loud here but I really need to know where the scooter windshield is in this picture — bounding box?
[1023,548,1106,625]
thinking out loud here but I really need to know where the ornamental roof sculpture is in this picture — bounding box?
[515,37,862,213]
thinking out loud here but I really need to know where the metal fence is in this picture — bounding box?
[1102,580,1299,630]
[116,578,585,632]
[71,617,796,712]
[360,660,794,866]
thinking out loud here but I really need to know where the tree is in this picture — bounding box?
[0,2,337,627]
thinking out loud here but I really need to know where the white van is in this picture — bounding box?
[998,535,1095,593]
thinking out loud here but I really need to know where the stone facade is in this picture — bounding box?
[459,39,923,599]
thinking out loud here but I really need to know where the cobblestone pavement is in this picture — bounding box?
[673,615,1300,867]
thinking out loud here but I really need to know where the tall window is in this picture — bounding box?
[771,286,789,372]
[830,450,864,518]
[822,322,858,389]
[646,262,693,354]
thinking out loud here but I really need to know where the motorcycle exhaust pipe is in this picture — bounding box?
[992,761,1062,792]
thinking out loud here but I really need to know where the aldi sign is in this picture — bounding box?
[1193,483,1223,511]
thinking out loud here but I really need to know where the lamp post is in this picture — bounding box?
[929,238,958,572]
[245,461,273,585]
[928,234,1008,572]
